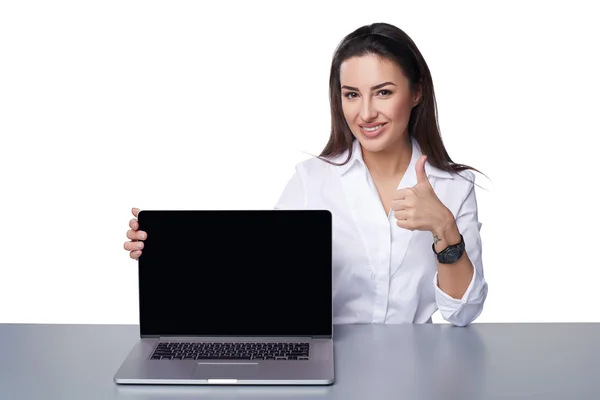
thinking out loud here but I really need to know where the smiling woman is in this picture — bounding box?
[124,22,489,327]
[274,23,489,326]
[321,23,480,177]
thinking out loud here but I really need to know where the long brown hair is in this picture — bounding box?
[320,22,482,177]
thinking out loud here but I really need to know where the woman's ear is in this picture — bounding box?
[412,84,422,107]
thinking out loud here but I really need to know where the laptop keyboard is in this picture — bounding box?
[150,341,310,360]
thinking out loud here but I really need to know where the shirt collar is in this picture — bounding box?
[331,138,454,180]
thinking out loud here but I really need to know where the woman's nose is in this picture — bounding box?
[360,98,378,121]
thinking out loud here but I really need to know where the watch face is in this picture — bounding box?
[443,247,462,263]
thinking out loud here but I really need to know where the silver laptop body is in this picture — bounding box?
[114,210,335,385]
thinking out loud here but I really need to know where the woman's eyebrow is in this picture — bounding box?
[341,81,397,91]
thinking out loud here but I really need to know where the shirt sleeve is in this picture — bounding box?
[433,173,489,327]
[274,165,307,210]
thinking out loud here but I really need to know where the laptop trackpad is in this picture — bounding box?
[192,362,259,380]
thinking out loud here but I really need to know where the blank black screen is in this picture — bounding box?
[137,210,332,337]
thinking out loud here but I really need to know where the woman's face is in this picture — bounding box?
[340,53,421,153]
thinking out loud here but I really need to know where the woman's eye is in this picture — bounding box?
[343,90,391,99]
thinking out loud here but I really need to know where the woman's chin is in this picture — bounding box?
[357,135,393,153]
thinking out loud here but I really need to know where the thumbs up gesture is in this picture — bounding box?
[391,155,453,232]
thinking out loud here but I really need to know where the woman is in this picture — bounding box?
[123,22,488,327]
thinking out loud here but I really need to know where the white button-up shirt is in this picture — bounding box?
[275,138,488,326]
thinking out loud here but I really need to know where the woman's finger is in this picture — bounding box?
[130,250,142,259]
[124,241,144,251]
[127,229,147,241]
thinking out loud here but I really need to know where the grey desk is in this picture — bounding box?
[1,323,600,399]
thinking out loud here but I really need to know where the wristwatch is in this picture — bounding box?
[432,234,465,264]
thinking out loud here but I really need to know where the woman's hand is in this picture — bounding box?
[391,155,454,233]
[123,207,147,259]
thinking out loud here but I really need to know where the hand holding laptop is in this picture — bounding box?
[123,207,147,260]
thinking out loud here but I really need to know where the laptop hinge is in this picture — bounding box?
[149,335,332,340]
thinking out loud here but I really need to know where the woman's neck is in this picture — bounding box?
[361,136,413,179]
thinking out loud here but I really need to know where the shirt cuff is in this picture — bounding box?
[433,265,486,326]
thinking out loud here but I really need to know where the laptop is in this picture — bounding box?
[113,209,334,385]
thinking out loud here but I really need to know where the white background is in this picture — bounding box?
[1,0,598,325]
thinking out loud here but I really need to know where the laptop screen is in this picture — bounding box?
[137,210,332,338]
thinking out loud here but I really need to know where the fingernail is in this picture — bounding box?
[137,242,143,249]
[140,233,146,240]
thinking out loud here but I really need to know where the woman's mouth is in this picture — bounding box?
[359,123,387,138]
